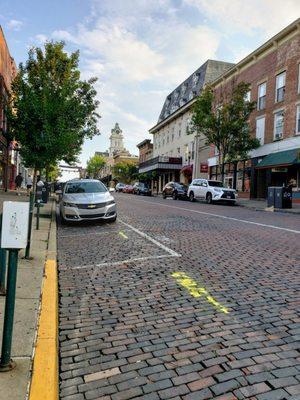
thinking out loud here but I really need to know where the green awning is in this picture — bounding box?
[256,148,300,168]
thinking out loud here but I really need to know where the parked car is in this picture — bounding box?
[116,182,126,192]
[162,182,188,200]
[123,184,134,194]
[187,179,237,204]
[133,182,152,196]
[58,179,117,223]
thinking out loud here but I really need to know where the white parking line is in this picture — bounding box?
[60,254,180,270]
[125,197,300,235]
[119,219,181,256]
[59,229,131,239]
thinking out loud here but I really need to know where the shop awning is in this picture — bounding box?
[256,148,300,169]
[180,165,193,175]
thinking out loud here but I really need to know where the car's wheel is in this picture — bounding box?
[60,211,67,225]
[137,190,140,195]
[163,192,166,199]
[206,192,213,204]
[107,215,117,223]
[189,192,195,202]
[172,192,177,200]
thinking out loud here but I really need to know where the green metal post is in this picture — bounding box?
[36,202,40,230]
[0,215,6,295]
[0,249,7,296]
[25,192,34,259]
[0,249,19,371]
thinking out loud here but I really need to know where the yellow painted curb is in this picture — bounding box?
[29,259,58,400]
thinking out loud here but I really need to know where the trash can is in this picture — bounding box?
[274,187,292,209]
[267,187,276,207]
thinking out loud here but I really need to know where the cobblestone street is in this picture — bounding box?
[58,194,300,400]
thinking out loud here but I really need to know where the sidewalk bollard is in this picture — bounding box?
[25,192,34,259]
[0,249,19,371]
[0,248,7,296]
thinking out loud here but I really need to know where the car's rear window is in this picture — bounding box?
[208,181,223,187]
[65,181,107,194]
[174,183,187,189]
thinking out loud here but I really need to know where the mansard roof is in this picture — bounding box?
[157,60,234,124]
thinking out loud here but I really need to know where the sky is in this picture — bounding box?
[1,0,300,166]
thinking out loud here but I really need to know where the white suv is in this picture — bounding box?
[188,179,237,204]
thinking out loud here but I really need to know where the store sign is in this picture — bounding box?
[271,167,288,172]
[200,163,208,173]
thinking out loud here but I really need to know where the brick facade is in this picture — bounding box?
[0,26,17,189]
[208,19,300,200]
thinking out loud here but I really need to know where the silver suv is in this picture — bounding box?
[59,179,117,223]
[188,179,237,204]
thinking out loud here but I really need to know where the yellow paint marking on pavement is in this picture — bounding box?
[171,271,229,314]
[119,231,128,239]
[29,259,58,400]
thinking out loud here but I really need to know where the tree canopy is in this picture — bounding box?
[86,154,106,178]
[112,161,138,183]
[8,41,100,172]
[189,82,260,182]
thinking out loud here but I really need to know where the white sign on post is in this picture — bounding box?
[1,202,30,249]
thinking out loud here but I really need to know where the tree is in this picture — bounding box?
[189,82,260,186]
[112,162,138,183]
[7,41,100,184]
[86,154,106,178]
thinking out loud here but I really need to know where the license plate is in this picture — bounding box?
[227,195,231,199]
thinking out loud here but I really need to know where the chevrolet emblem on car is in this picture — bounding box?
[88,204,96,208]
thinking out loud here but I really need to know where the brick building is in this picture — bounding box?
[208,19,300,201]
[136,139,153,164]
[0,26,17,190]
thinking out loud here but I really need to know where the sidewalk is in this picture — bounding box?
[237,197,300,214]
[0,192,57,400]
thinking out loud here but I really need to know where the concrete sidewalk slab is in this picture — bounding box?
[0,194,56,400]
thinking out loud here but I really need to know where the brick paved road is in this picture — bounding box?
[58,194,300,400]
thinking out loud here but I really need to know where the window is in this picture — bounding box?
[258,82,266,110]
[177,147,180,154]
[171,133,174,141]
[296,105,300,134]
[298,64,300,94]
[274,110,284,140]
[256,117,265,145]
[275,71,286,102]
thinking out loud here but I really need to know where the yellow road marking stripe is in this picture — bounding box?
[171,271,229,314]
[118,231,128,239]
[29,259,58,400]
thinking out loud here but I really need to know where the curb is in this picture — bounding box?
[29,200,58,400]
[29,260,58,400]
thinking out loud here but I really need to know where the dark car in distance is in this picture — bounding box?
[133,182,152,196]
[162,182,188,200]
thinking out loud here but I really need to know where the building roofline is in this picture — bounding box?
[212,18,300,87]
[136,139,152,148]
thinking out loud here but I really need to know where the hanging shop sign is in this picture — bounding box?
[200,163,208,173]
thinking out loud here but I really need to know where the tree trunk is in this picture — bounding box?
[221,161,225,185]
[233,161,238,190]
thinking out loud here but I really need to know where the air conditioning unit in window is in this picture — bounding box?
[275,133,282,140]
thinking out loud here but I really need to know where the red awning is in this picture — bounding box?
[180,165,193,175]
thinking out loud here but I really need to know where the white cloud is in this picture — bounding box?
[184,0,300,37]
[35,34,48,44]
[7,19,23,31]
